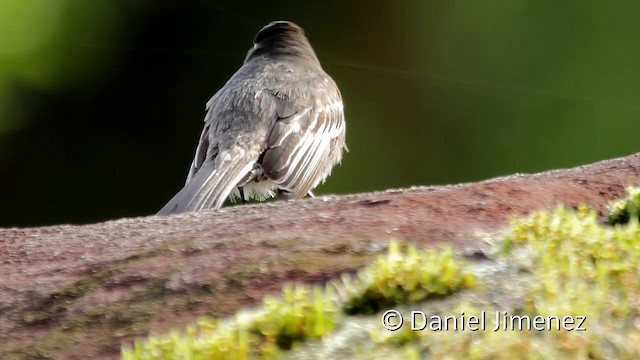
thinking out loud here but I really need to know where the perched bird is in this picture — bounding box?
[158,21,347,215]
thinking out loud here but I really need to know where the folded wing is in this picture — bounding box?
[261,86,346,199]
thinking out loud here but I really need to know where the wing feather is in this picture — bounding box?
[157,149,257,214]
[261,91,346,199]
[158,73,277,215]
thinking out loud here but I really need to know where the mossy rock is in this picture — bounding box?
[122,188,640,360]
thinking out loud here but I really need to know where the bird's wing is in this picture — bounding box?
[261,81,346,199]
[157,147,257,214]
[185,91,222,184]
[185,123,209,184]
[158,85,275,215]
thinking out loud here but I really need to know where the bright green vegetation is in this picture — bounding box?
[381,193,640,359]
[123,187,640,360]
[499,203,640,358]
[608,186,640,225]
[342,242,474,314]
[122,285,338,360]
[122,242,474,359]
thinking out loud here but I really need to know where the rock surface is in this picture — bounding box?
[1,153,639,359]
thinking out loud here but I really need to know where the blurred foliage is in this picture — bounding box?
[342,242,474,315]
[608,186,640,225]
[0,0,122,132]
[122,285,338,359]
[121,241,471,359]
[1,0,640,226]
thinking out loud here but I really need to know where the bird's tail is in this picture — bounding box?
[157,154,255,215]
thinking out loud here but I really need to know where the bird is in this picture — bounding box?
[157,21,347,215]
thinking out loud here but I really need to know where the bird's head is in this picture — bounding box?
[245,21,320,65]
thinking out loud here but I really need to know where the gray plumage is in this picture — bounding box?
[158,21,346,215]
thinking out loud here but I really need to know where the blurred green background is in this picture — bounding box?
[1,0,639,227]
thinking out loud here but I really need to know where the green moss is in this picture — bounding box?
[252,285,338,350]
[122,241,473,359]
[121,284,338,359]
[378,196,640,359]
[342,241,475,314]
[491,204,639,358]
[123,318,251,360]
[608,186,640,225]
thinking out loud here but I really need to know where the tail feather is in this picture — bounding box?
[157,157,255,215]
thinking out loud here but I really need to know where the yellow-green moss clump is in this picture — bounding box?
[608,186,640,225]
[342,242,474,314]
[381,200,640,359]
[122,285,337,360]
[122,243,473,360]
[496,204,639,358]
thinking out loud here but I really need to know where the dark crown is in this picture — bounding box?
[245,21,320,65]
[254,21,304,45]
